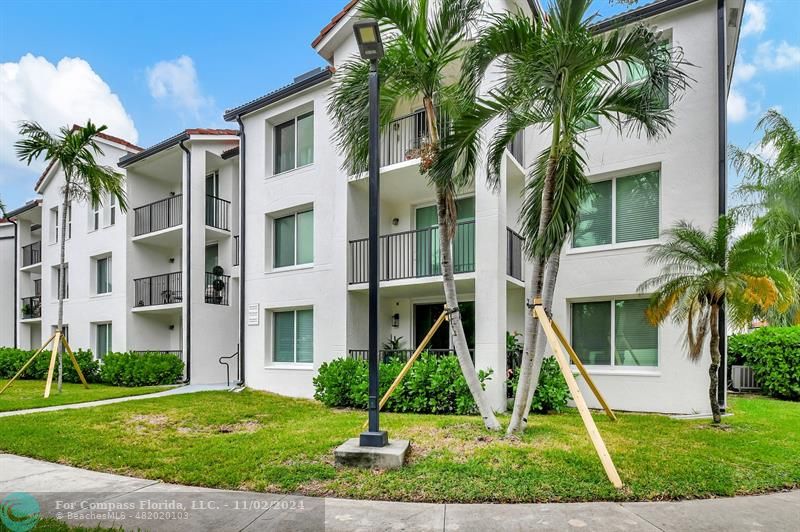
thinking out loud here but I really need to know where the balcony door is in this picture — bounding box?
[206,171,219,227]
[413,301,475,352]
[414,197,475,277]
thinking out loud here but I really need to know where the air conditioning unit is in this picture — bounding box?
[731,365,759,391]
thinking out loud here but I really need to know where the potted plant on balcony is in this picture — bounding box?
[21,303,31,319]
[210,266,225,304]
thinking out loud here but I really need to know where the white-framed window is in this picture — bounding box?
[66,203,72,240]
[625,40,671,110]
[109,195,117,226]
[571,298,658,368]
[572,169,660,249]
[273,209,313,268]
[95,322,112,360]
[274,111,314,174]
[92,203,101,231]
[53,264,69,299]
[96,256,112,294]
[272,308,313,363]
[50,207,59,243]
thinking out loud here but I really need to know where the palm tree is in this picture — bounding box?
[16,120,127,393]
[437,0,692,434]
[731,110,800,324]
[328,0,501,430]
[638,216,794,423]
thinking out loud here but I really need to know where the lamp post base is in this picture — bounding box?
[335,437,408,469]
[359,430,389,447]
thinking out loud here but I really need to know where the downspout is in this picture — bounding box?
[235,117,246,387]
[179,139,192,384]
[9,219,18,348]
[716,0,728,409]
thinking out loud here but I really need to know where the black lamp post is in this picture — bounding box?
[354,19,388,448]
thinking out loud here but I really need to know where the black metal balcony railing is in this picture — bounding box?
[348,348,474,364]
[507,228,525,282]
[349,220,475,284]
[134,194,182,236]
[381,108,450,168]
[134,272,182,307]
[21,241,41,267]
[21,296,41,319]
[205,272,230,305]
[205,195,230,231]
[233,235,240,266]
[508,129,524,165]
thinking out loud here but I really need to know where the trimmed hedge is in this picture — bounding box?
[0,348,183,387]
[507,357,572,414]
[313,354,493,415]
[728,326,800,400]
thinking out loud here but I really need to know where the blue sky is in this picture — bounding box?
[0,0,798,210]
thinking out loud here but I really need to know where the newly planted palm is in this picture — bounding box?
[16,121,127,392]
[639,216,793,423]
[438,0,691,434]
[328,0,501,430]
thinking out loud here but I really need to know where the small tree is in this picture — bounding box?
[16,121,127,393]
[638,215,794,423]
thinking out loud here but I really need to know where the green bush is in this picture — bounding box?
[507,357,572,414]
[313,354,492,415]
[0,346,100,383]
[728,326,800,400]
[100,352,184,387]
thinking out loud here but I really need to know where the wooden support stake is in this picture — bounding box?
[44,332,61,398]
[550,320,616,421]
[0,333,56,395]
[61,335,89,389]
[533,303,623,488]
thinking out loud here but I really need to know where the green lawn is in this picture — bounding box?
[0,390,797,503]
[0,380,172,412]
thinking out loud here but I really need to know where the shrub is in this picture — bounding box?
[728,326,800,400]
[100,352,184,387]
[0,346,100,383]
[507,357,572,414]
[313,354,493,415]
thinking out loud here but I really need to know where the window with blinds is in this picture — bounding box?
[96,323,112,360]
[573,170,660,249]
[96,257,111,294]
[571,298,658,367]
[274,111,314,174]
[274,209,314,268]
[273,309,313,363]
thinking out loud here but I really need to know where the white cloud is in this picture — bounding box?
[752,139,779,164]
[734,62,757,83]
[0,54,138,171]
[727,86,750,123]
[741,0,766,37]
[146,56,211,115]
[754,40,800,71]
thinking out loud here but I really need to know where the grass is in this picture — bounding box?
[0,391,797,503]
[0,380,171,412]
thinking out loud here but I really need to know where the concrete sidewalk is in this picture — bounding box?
[0,383,233,418]
[0,454,797,531]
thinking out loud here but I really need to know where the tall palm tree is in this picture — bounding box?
[731,110,800,324]
[328,0,501,430]
[638,216,794,423]
[16,120,127,393]
[437,0,692,434]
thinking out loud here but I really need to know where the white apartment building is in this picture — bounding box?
[0,218,15,347]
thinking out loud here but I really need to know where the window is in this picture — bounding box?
[573,170,660,248]
[571,298,658,367]
[92,203,100,231]
[274,112,314,174]
[109,195,116,226]
[54,264,69,299]
[66,203,72,240]
[273,309,313,363]
[273,209,313,268]
[96,323,112,360]
[50,207,59,243]
[626,41,670,110]
[96,257,111,294]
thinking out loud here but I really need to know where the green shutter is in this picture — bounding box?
[296,210,314,264]
[274,215,296,267]
[615,299,658,367]
[572,301,611,365]
[616,171,659,243]
[295,309,314,363]
[275,120,295,173]
[573,180,612,248]
[273,312,295,362]
[297,113,314,167]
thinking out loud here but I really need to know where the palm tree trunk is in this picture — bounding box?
[520,251,561,427]
[708,303,722,424]
[507,116,561,435]
[56,180,70,393]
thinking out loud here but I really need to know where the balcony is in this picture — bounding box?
[21,241,41,267]
[380,108,449,169]
[134,195,182,237]
[205,195,230,231]
[20,296,41,320]
[133,272,182,308]
[349,220,474,284]
[507,228,525,282]
[204,271,230,305]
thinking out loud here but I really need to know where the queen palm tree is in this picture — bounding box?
[328,0,501,430]
[436,0,692,434]
[638,216,794,423]
[16,120,127,393]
